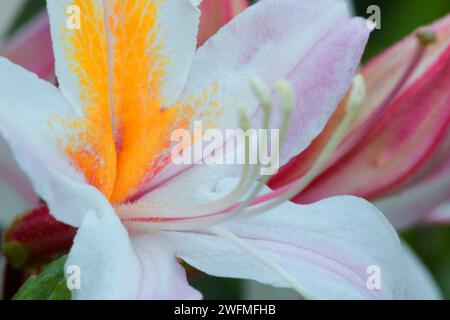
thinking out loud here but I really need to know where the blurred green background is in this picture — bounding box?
[8,0,450,299]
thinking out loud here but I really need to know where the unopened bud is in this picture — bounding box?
[2,205,77,269]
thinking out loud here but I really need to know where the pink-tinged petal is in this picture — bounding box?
[2,12,54,80]
[132,235,202,300]
[0,137,38,227]
[375,156,450,229]
[66,207,141,300]
[275,18,370,164]
[0,58,109,227]
[159,195,404,299]
[403,242,441,300]
[198,0,248,46]
[139,0,370,196]
[181,0,368,165]
[0,0,27,43]
[289,23,450,204]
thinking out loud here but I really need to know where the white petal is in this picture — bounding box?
[160,196,405,299]
[67,203,201,300]
[66,206,141,300]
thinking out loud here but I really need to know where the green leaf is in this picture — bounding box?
[13,255,72,300]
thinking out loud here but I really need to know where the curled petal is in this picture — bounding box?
[66,207,141,300]
[67,203,200,300]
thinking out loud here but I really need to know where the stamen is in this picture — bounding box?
[208,225,311,299]
[218,80,295,222]
[237,75,366,218]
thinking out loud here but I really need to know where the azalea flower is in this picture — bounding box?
[270,14,450,230]
[0,0,408,300]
